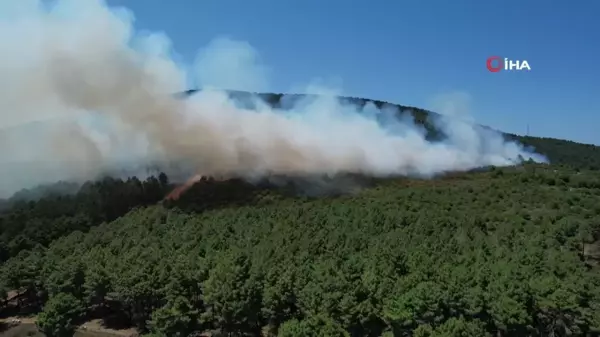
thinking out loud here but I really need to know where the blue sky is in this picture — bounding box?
[105,0,599,145]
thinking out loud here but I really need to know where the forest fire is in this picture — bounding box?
[164,174,204,201]
[163,173,230,200]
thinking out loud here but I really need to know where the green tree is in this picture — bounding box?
[277,316,349,337]
[36,292,84,337]
[202,249,263,334]
[148,296,200,337]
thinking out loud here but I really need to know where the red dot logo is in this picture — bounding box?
[486,56,503,72]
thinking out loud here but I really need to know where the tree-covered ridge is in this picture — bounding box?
[0,174,171,262]
[0,172,374,264]
[505,135,600,170]
[1,163,599,336]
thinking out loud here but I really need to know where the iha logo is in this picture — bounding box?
[486,56,531,72]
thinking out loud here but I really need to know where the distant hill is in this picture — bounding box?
[183,89,600,170]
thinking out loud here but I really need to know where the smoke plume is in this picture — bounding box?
[0,0,546,198]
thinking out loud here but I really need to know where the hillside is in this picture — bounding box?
[184,90,600,170]
[1,164,600,337]
[0,94,600,337]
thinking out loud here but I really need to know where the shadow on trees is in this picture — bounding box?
[0,291,42,320]
[163,174,380,213]
[0,321,10,333]
[163,178,276,213]
[79,299,132,331]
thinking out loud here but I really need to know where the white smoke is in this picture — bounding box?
[194,37,271,92]
[0,0,546,198]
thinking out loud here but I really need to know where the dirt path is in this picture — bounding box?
[0,317,36,325]
[77,319,138,336]
[0,317,138,337]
